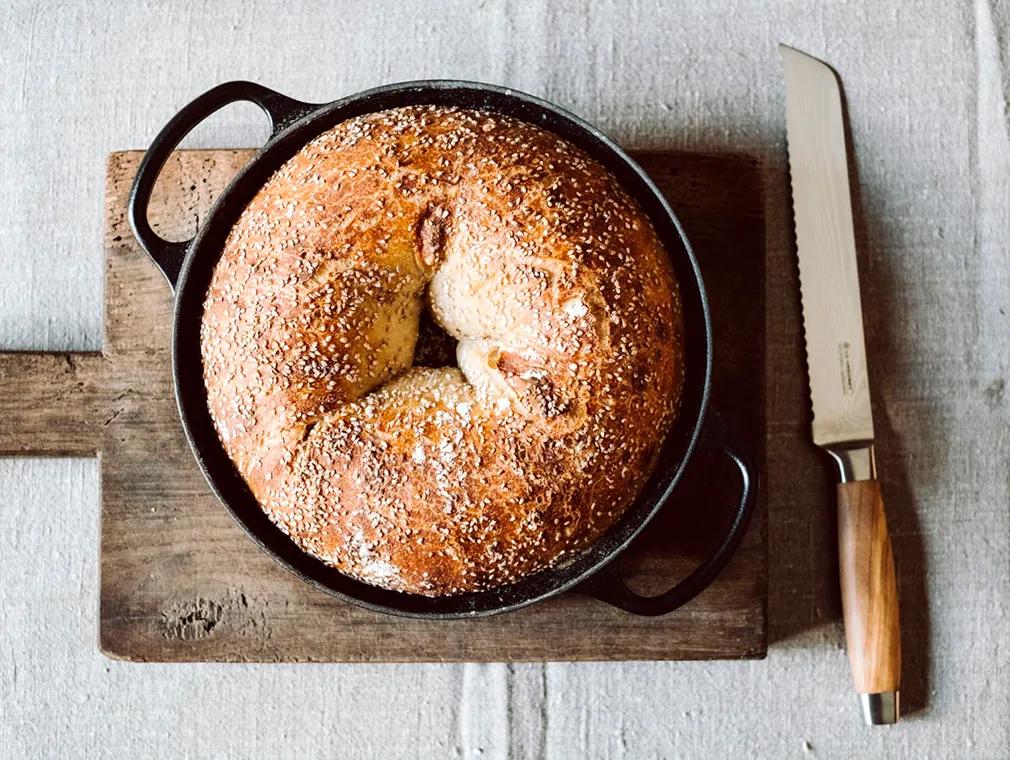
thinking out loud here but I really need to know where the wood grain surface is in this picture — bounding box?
[837,479,901,694]
[0,148,767,662]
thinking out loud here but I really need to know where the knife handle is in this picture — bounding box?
[837,479,901,723]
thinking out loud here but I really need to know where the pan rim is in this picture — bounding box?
[171,79,714,619]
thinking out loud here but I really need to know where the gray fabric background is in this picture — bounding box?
[1,1,1008,758]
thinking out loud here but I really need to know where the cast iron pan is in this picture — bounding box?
[128,80,758,619]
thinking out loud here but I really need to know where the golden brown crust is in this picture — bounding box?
[201,106,684,595]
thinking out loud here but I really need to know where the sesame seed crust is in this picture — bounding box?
[200,105,685,596]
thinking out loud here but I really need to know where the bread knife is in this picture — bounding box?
[780,44,901,725]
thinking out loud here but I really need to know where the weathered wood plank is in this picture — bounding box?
[6,148,768,662]
[0,352,107,455]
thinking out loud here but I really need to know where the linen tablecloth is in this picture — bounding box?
[1,1,1007,757]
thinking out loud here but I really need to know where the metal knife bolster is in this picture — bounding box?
[825,444,876,482]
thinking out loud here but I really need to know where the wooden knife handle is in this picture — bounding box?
[837,479,901,709]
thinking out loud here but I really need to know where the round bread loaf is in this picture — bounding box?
[201,105,684,595]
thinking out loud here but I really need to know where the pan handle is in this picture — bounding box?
[128,81,317,291]
[574,408,758,616]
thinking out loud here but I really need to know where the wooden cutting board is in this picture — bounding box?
[0,149,767,662]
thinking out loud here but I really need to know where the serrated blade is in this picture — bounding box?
[781,45,874,447]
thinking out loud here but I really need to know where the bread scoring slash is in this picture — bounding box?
[200,105,685,596]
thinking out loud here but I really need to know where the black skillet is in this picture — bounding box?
[128,80,758,619]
